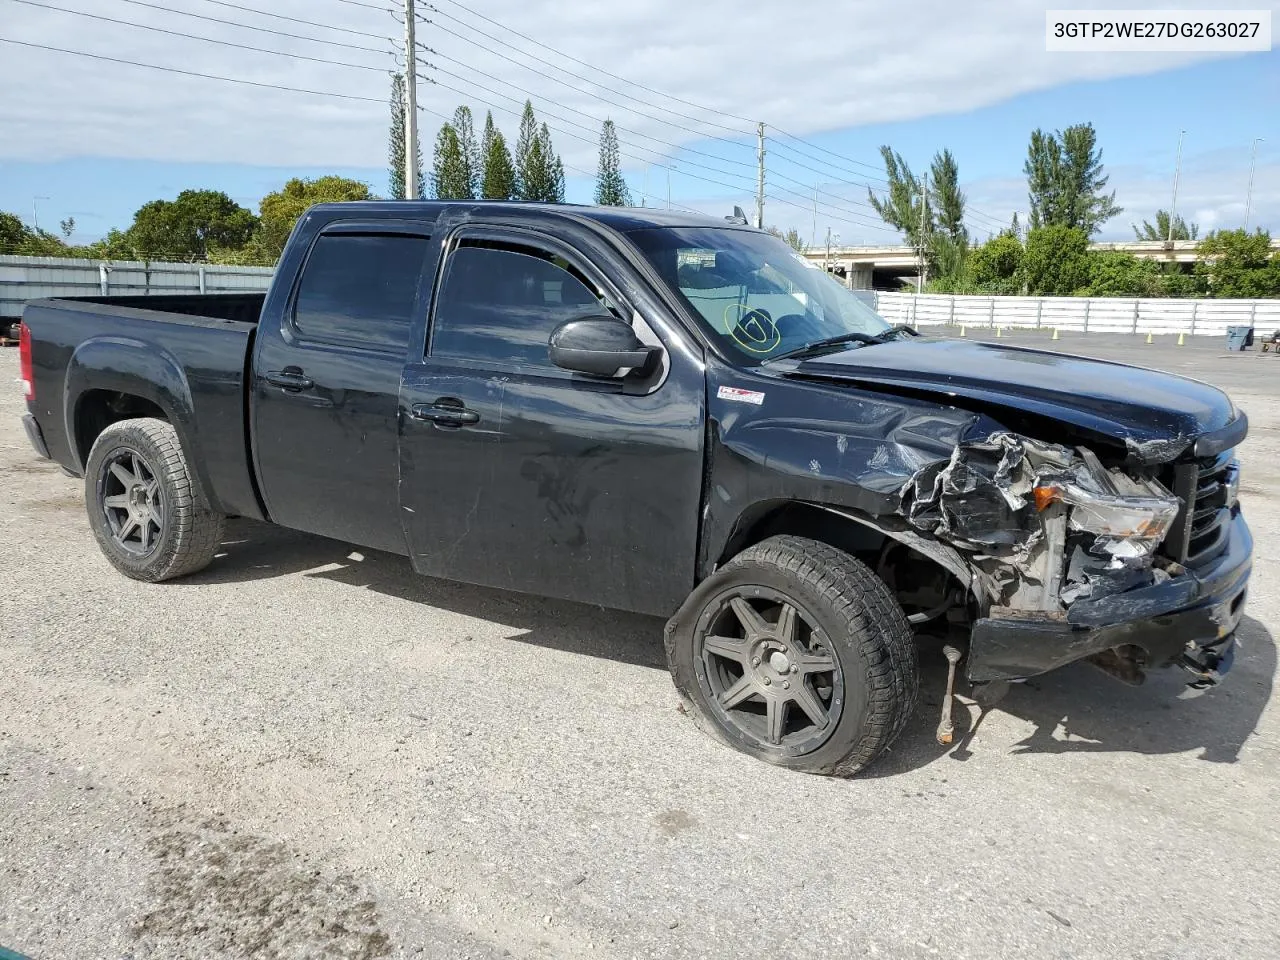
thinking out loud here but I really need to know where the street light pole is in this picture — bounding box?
[1244,137,1264,231]
[1167,129,1185,245]
[32,196,49,233]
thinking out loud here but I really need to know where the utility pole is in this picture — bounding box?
[666,166,672,210]
[1245,137,1264,231]
[1167,129,1185,245]
[824,227,832,274]
[755,122,766,229]
[811,183,818,250]
[403,0,420,200]
[32,196,49,233]
[916,173,929,294]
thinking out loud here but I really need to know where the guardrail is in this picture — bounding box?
[873,292,1280,337]
[0,254,275,318]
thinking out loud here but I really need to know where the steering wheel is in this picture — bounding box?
[729,307,782,354]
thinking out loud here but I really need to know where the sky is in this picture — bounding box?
[0,0,1277,248]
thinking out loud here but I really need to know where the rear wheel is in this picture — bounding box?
[666,535,918,776]
[84,417,224,582]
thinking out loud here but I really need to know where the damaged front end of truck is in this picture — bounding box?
[898,428,1249,689]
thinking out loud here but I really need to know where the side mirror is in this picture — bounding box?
[548,316,660,378]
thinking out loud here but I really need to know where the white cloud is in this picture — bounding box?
[2,0,1264,179]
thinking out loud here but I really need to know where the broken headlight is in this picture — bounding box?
[1035,472,1180,560]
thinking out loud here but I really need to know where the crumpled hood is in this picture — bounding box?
[785,338,1236,461]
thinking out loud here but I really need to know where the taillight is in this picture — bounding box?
[18,321,34,402]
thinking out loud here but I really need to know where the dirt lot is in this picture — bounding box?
[2,331,1278,960]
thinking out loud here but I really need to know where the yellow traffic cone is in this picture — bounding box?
[1145,332,1153,344]
[1177,332,1185,346]
[995,326,1003,338]
[1051,328,1060,341]
[959,325,966,337]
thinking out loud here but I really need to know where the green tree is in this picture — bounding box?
[1022,225,1092,295]
[515,100,539,200]
[1132,210,1198,241]
[929,148,967,245]
[125,189,256,260]
[253,176,372,262]
[1024,123,1121,235]
[431,124,473,200]
[765,225,806,252]
[867,146,928,248]
[519,121,564,203]
[0,211,66,256]
[969,233,1023,295]
[1084,251,1163,297]
[452,105,480,199]
[480,112,515,200]
[1194,229,1280,298]
[594,119,631,206]
[59,216,75,239]
[388,73,425,199]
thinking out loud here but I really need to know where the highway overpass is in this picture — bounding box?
[803,238,1280,290]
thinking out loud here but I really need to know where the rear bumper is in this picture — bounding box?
[969,511,1251,683]
[21,413,50,460]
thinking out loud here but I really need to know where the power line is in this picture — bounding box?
[4,0,390,72]
[430,53,757,172]
[425,9,752,143]
[334,0,390,9]
[425,62,760,187]
[0,36,386,101]
[109,0,391,54]
[429,0,756,127]
[427,23,751,151]
[190,0,391,40]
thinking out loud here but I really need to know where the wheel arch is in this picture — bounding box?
[63,337,220,511]
[709,499,982,608]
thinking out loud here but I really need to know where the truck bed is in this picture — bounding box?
[64,292,266,326]
[21,295,264,521]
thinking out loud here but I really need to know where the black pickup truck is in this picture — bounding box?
[19,202,1251,776]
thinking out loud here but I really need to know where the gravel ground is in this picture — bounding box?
[2,333,1278,960]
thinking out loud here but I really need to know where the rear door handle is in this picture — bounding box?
[266,369,314,392]
[411,401,480,427]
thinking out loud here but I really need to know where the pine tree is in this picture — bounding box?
[867,146,928,248]
[515,100,539,200]
[431,124,471,200]
[1024,123,1121,235]
[387,73,424,199]
[451,105,480,199]
[594,119,631,206]
[481,114,516,200]
[929,148,966,244]
[541,124,565,203]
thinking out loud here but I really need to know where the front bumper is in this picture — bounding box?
[21,413,50,460]
[969,511,1251,683]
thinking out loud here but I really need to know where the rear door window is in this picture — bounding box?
[430,240,612,368]
[293,232,430,351]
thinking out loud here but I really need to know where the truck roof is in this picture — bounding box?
[303,200,743,233]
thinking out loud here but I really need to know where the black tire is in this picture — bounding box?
[666,535,918,776]
[84,417,225,582]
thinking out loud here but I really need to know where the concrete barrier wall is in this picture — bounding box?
[874,291,1280,337]
[0,255,275,318]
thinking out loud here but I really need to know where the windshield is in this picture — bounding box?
[627,226,890,364]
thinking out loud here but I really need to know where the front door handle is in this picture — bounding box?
[265,368,314,392]
[411,400,480,427]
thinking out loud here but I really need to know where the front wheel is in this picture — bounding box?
[666,535,918,776]
[84,417,225,582]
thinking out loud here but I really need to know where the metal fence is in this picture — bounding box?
[0,254,275,319]
[873,291,1280,338]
